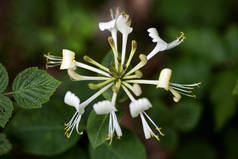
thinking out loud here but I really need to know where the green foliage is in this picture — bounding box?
[42,147,89,159]
[224,128,238,159]
[155,0,227,27]
[87,111,109,148]
[160,128,179,151]
[89,129,146,159]
[0,133,12,155]
[224,25,238,59]
[210,71,237,131]
[233,80,238,95]
[0,63,9,93]
[171,101,202,132]
[6,100,79,156]
[0,95,13,128]
[12,67,61,109]
[175,140,216,159]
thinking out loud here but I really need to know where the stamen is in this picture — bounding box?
[83,56,110,73]
[109,8,114,19]
[143,112,164,136]
[170,83,195,90]
[170,86,192,94]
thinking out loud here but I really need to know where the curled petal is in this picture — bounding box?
[64,91,80,110]
[60,49,76,70]
[147,28,167,50]
[116,14,133,35]
[93,100,117,115]
[157,68,172,90]
[99,19,117,31]
[129,98,152,118]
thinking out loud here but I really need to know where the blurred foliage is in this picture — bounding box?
[0,0,238,159]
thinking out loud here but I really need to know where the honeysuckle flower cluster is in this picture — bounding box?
[44,8,201,143]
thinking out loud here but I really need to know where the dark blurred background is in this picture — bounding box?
[0,0,238,159]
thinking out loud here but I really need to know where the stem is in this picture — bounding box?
[80,83,113,108]
[126,79,157,85]
[75,61,110,77]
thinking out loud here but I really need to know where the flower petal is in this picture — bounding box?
[93,100,117,115]
[64,91,80,110]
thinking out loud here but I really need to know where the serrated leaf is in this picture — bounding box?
[233,80,238,95]
[0,95,13,128]
[0,63,9,93]
[172,101,202,132]
[12,67,61,109]
[0,133,12,155]
[5,100,79,156]
[87,111,109,148]
[89,129,146,159]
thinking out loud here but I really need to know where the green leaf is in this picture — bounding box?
[224,25,238,60]
[0,63,9,93]
[87,111,109,149]
[171,101,202,132]
[40,147,89,159]
[175,139,216,159]
[0,133,12,155]
[233,80,238,95]
[210,71,237,131]
[5,100,79,156]
[160,128,179,151]
[89,129,146,159]
[0,95,13,128]
[12,67,61,109]
[224,128,238,159]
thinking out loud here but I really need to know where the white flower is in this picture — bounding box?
[99,8,120,51]
[116,13,133,69]
[94,100,117,114]
[64,83,113,138]
[64,91,84,138]
[60,49,76,70]
[126,68,201,103]
[45,8,200,142]
[129,97,164,140]
[129,98,151,118]
[94,95,122,144]
[157,68,201,102]
[147,28,185,60]
[116,14,133,36]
